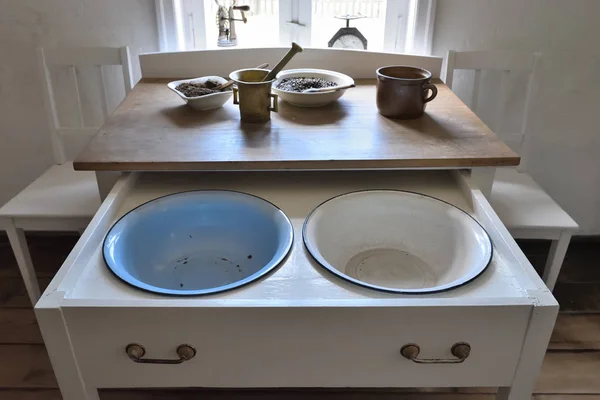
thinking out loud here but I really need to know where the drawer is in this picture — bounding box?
[37,169,557,390]
[64,305,530,388]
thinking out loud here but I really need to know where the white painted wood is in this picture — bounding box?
[95,171,121,201]
[35,170,557,399]
[442,49,456,87]
[0,163,100,219]
[496,304,558,400]
[35,292,99,400]
[38,48,67,164]
[470,167,496,198]
[180,0,207,50]
[508,227,562,241]
[453,51,536,72]
[490,168,578,232]
[44,47,122,66]
[155,0,175,52]
[140,48,443,79]
[65,305,529,389]
[0,161,97,304]
[38,173,138,296]
[98,67,110,120]
[64,171,535,305]
[517,53,540,173]
[119,46,134,93]
[85,388,99,400]
[444,51,540,161]
[453,170,558,299]
[58,128,102,160]
[383,0,411,52]
[70,66,85,127]
[0,47,133,304]
[13,217,92,232]
[160,0,432,53]
[38,52,65,156]
[444,51,577,290]
[470,68,482,112]
[542,231,573,290]
[495,70,511,133]
[279,0,312,46]
[56,127,100,136]
[1,219,40,305]
[39,46,133,164]
[409,0,437,55]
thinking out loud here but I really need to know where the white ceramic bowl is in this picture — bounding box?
[168,76,232,111]
[273,68,354,107]
[303,191,493,294]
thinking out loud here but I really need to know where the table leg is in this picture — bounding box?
[85,387,100,400]
[542,230,572,291]
[95,171,120,201]
[35,293,98,400]
[495,304,557,400]
[3,219,40,305]
[470,167,496,198]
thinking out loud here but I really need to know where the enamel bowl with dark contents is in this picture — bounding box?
[273,68,354,107]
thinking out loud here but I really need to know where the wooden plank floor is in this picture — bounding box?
[0,233,599,399]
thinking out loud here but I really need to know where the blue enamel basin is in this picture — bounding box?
[103,191,293,295]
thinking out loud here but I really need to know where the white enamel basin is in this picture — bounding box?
[303,191,493,294]
[103,191,293,296]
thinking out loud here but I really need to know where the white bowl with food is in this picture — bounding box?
[168,76,233,111]
[273,68,355,107]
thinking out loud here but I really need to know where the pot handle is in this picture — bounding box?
[423,82,438,103]
[269,93,279,112]
[233,87,239,105]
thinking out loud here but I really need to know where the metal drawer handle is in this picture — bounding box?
[125,343,196,364]
[401,342,471,364]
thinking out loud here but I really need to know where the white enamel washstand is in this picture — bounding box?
[35,49,557,400]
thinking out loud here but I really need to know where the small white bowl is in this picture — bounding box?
[168,76,232,111]
[303,190,493,294]
[273,68,354,107]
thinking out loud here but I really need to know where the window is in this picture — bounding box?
[203,0,280,49]
[311,0,387,50]
[157,0,436,54]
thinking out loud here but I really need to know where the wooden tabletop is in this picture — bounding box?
[74,79,519,171]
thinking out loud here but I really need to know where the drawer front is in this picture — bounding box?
[64,305,530,388]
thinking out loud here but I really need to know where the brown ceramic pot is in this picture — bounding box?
[376,66,438,119]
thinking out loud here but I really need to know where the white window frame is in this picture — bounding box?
[156,0,436,55]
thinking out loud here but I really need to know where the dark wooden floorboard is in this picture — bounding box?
[0,233,78,279]
[2,390,600,400]
[554,283,600,313]
[550,315,600,350]
[0,344,57,388]
[0,277,52,308]
[0,309,43,344]
[0,234,600,398]
[0,389,62,400]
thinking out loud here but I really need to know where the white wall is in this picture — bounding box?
[432,0,600,234]
[0,0,159,207]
